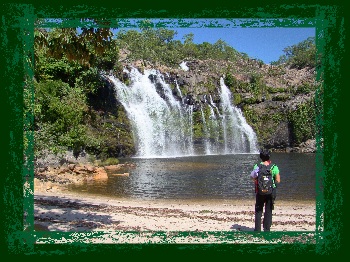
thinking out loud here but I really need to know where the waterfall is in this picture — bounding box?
[219,78,259,153]
[107,67,258,158]
[179,61,189,71]
[200,106,211,155]
[186,105,195,155]
[207,95,220,154]
[175,80,183,99]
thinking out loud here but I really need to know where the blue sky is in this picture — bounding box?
[48,18,315,64]
[112,19,315,64]
[60,18,314,65]
[171,27,315,64]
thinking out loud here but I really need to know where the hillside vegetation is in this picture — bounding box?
[28,25,320,166]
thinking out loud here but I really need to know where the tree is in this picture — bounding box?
[272,37,316,69]
[34,26,114,67]
[32,23,128,159]
[182,33,198,59]
[155,28,177,43]
[34,26,120,91]
[34,80,91,156]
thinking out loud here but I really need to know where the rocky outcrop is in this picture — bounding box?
[120,58,317,152]
[287,139,316,153]
[34,163,136,193]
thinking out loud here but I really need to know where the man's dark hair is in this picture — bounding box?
[259,149,271,162]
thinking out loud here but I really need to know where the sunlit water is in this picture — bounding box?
[69,153,317,202]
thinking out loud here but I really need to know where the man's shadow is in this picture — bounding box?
[230,224,254,231]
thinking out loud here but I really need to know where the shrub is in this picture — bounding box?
[102,157,120,166]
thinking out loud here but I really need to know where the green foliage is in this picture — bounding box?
[203,80,217,93]
[84,106,136,159]
[116,28,181,66]
[197,39,239,61]
[30,22,316,160]
[272,37,316,69]
[241,97,261,105]
[35,54,83,85]
[287,99,316,145]
[74,67,102,94]
[192,110,204,139]
[272,94,290,101]
[244,73,270,103]
[232,93,242,105]
[35,27,113,66]
[295,82,314,95]
[32,25,130,159]
[249,73,263,89]
[115,27,242,67]
[242,107,261,138]
[267,86,287,93]
[270,112,285,123]
[34,27,119,82]
[267,66,286,77]
[224,72,237,89]
[236,81,250,93]
[91,39,120,71]
[34,80,90,155]
[101,157,120,166]
[242,107,287,147]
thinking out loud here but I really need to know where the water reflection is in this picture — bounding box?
[69,153,316,201]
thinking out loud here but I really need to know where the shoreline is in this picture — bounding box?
[33,189,317,244]
[34,189,316,207]
[32,164,317,244]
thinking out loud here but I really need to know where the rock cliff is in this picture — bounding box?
[118,57,318,153]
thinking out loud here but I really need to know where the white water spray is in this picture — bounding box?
[107,68,258,158]
[219,77,258,153]
[179,61,189,71]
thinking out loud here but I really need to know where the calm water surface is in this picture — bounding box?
[69,153,317,202]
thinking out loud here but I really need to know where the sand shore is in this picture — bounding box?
[33,188,317,244]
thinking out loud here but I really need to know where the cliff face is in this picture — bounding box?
[36,56,317,167]
[118,57,317,153]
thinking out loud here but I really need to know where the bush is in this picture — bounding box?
[101,157,120,166]
[272,37,316,69]
[295,83,313,95]
[224,72,237,89]
[233,93,242,105]
[288,99,316,145]
[34,80,89,155]
[272,94,290,101]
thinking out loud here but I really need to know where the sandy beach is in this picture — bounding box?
[31,162,318,244]
[33,187,317,244]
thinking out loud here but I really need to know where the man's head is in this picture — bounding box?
[259,149,271,162]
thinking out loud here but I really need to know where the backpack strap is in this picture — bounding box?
[258,163,273,169]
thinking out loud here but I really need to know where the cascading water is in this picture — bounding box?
[200,106,211,155]
[107,67,258,158]
[219,77,258,154]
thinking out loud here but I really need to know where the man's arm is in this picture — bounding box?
[275,173,280,183]
[250,165,259,181]
[272,165,280,183]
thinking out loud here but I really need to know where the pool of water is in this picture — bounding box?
[69,152,318,202]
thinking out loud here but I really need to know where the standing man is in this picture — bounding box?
[250,149,280,231]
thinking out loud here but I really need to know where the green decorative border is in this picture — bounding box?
[1,0,346,257]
